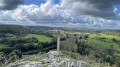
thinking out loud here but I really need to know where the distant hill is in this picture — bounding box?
[0,25,29,36]
[0,25,119,37]
[0,25,113,33]
[102,30,120,36]
[27,26,54,31]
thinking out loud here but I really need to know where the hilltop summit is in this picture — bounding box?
[8,51,88,67]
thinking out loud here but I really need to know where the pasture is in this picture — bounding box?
[25,34,52,43]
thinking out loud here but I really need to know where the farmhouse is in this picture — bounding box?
[22,55,40,58]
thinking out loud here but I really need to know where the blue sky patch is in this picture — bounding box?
[25,0,46,6]
[116,5,120,14]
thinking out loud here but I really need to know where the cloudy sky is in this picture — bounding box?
[0,0,120,29]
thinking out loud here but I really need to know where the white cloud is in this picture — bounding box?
[114,8,118,13]
[0,0,119,29]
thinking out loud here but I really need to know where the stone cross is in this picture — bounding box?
[56,31,64,54]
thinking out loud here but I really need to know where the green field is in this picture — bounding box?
[88,33,120,51]
[0,44,9,48]
[25,34,52,43]
[89,33,120,40]
[5,33,16,38]
[60,30,90,35]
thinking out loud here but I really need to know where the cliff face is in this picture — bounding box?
[7,51,88,67]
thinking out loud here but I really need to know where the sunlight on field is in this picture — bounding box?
[25,34,52,43]
[89,33,120,40]
[0,44,9,48]
[88,33,120,51]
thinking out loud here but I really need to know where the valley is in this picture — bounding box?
[0,25,120,67]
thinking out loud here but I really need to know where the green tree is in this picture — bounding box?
[61,37,78,52]
[8,51,19,62]
[0,52,5,65]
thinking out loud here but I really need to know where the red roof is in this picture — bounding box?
[22,55,39,58]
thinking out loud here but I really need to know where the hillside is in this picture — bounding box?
[0,25,29,36]
[88,33,120,51]
[103,30,120,36]
[0,25,120,67]
[7,51,111,67]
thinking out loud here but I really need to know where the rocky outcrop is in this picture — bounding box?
[7,51,89,67]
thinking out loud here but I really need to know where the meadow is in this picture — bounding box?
[87,33,120,51]
[60,30,90,35]
[5,33,17,38]
[89,33,120,40]
[0,44,9,48]
[25,34,52,43]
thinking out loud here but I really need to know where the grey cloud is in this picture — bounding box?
[0,0,25,10]
[62,0,120,19]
